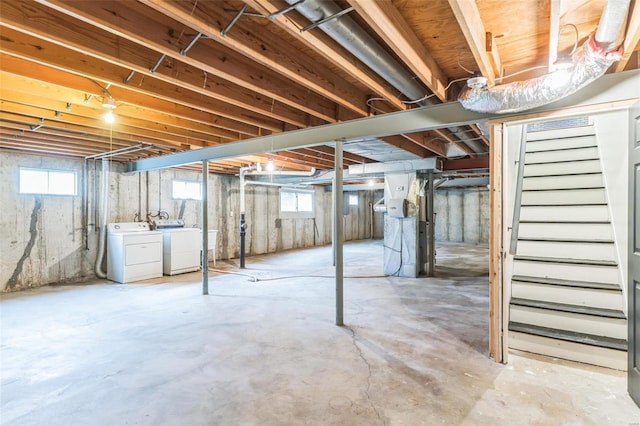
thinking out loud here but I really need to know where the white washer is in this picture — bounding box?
[154,220,201,275]
[107,222,163,283]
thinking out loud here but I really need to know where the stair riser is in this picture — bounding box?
[511,282,623,310]
[521,188,606,205]
[516,240,616,262]
[518,223,613,241]
[512,260,619,284]
[526,126,595,142]
[524,160,601,176]
[509,305,627,339]
[522,173,603,191]
[525,135,596,152]
[508,331,626,370]
[520,205,610,222]
[526,147,599,164]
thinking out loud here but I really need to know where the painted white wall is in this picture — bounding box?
[594,110,631,311]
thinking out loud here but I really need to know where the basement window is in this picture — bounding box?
[19,167,77,196]
[172,180,202,200]
[280,189,313,213]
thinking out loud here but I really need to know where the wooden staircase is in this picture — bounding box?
[508,124,627,370]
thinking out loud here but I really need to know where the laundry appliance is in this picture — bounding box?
[107,222,163,283]
[152,219,201,275]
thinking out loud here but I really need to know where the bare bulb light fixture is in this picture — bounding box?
[102,96,117,109]
[101,95,117,123]
[266,160,275,172]
[104,110,115,124]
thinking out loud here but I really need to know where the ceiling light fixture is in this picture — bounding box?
[466,76,488,89]
[102,96,117,109]
[266,160,275,172]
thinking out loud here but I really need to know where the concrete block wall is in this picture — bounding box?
[434,189,490,244]
[1,152,377,292]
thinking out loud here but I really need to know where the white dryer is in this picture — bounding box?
[107,222,163,283]
[153,219,201,275]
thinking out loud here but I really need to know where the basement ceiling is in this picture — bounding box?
[0,0,638,174]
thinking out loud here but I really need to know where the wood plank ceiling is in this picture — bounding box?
[0,0,638,174]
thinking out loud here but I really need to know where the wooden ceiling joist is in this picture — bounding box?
[447,0,501,85]
[31,0,344,123]
[1,0,317,130]
[348,0,449,101]
[137,0,369,117]
[245,0,406,111]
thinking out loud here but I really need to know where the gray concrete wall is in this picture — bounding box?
[0,153,96,292]
[1,152,375,291]
[434,189,489,244]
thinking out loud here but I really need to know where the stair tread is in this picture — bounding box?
[524,173,603,178]
[522,187,605,192]
[514,255,617,266]
[510,297,626,319]
[519,220,611,224]
[509,322,627,351]
[525,158,599,165]
[525,146,597,154]
[518,237,614,244]
[511,275,621,290]
[521,203,608,206]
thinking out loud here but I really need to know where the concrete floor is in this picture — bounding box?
[1,240,638,425]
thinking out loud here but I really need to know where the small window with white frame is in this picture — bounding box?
[280,189,314,213]
[348,194,358,206]
[19,167,77,196]
[172,180,202,200]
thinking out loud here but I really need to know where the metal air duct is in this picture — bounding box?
[285,0,486,154]
[458,0,629,114]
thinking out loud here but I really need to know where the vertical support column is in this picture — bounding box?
[427,170,435,276]
[332,176,336,266]
[239,169,246,268]
[334,140,344,326]
[202,160,209,295]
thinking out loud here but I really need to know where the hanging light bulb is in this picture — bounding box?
[266,160,275,172]
[104,110,115,123]
[368,179,375,187]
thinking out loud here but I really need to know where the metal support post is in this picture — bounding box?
[239,167,247,268]
[426,170,435,276]
[334,140,344,326]
[240,213,246,268]
[331,176,336,266]
[202,160,209,295]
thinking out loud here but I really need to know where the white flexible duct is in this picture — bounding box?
[94,159,109,278]
[459,0,629,114]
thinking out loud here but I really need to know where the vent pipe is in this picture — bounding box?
[285,0,486,154]
[459,0,629,114]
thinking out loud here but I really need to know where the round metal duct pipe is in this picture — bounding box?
[286,0,486,154]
